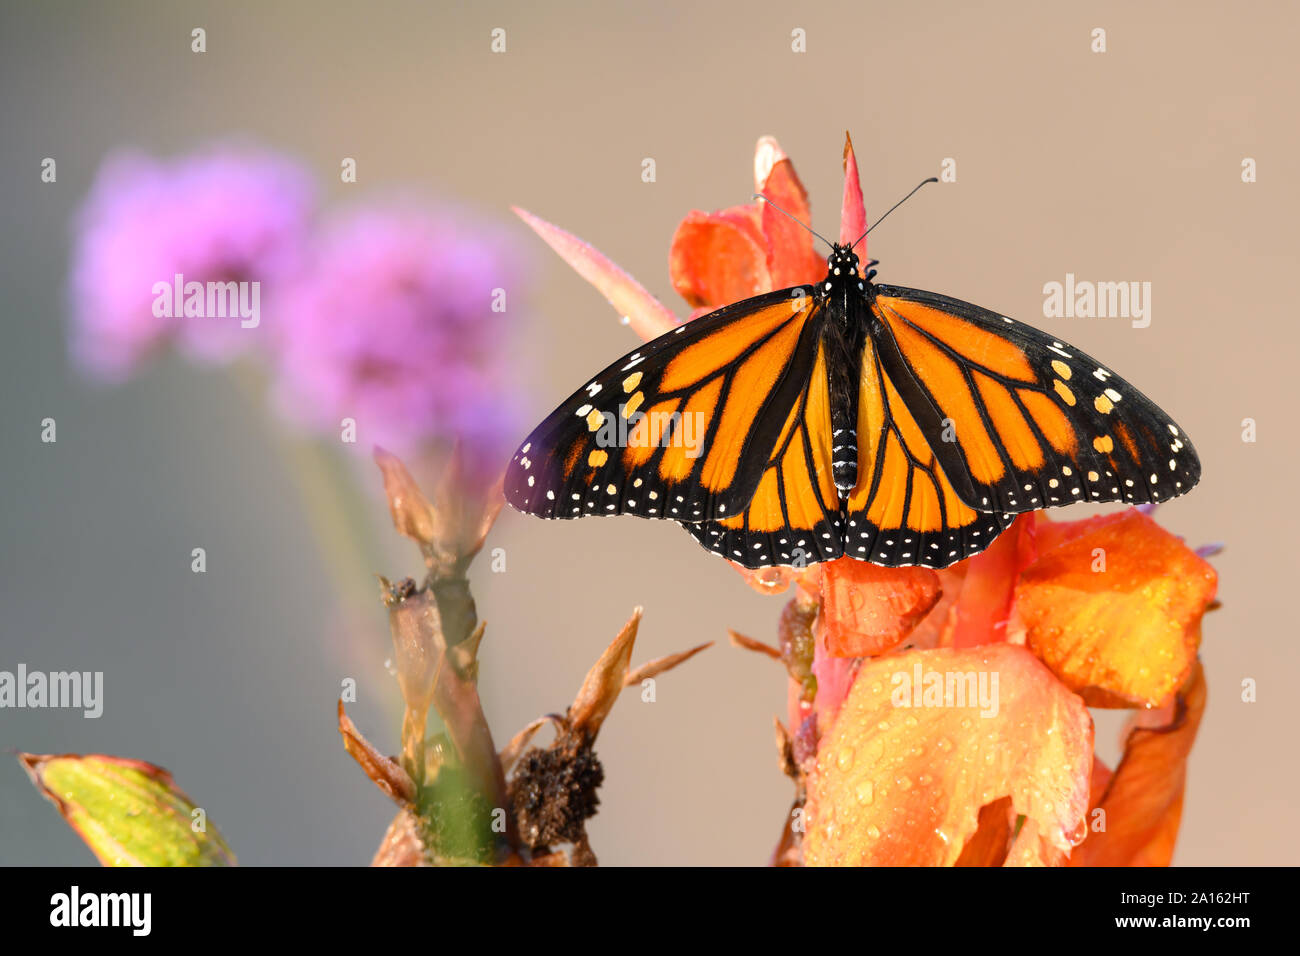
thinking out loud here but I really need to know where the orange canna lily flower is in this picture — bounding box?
[801,508,1214,866]
[515,135,1216,866]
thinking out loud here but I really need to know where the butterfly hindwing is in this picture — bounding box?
[843,333,1014,569]
[680,338,844,567]
[869,285,1200,517]
[505,287,824,526]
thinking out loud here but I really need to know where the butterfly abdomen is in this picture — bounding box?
[831,432,857,494]
[826,289,868,500]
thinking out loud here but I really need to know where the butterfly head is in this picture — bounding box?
[826,245,861,279]
[825,244,878,286]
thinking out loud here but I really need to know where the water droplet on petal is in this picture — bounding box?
[836,746,855,772]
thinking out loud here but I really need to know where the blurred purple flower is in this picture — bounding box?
[69,145,315,380]
[272,204,526,480]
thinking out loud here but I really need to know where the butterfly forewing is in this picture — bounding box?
[868,286,1201,517]
[505,287,825,526]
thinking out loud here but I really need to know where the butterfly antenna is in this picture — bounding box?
[851,177,939,250]
[752,193,834,250]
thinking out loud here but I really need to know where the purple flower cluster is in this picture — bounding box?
[69,144,525,480]
[274,204,522,471]
[70,146,314,378]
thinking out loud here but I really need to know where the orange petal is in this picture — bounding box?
[753,136,825,288]
[1013,510,1215,707]
[513,206,679,341]
[948,513,1038,648]
[1004,815,1070,866]
[819,557,942,657]
[1086,754,1114,806]
[953,796,1014,866]
[839,132,868,250]
[1029,509,1118,555]
[907,565,968,649]
[668,207,770,309]
[1068,660,1206,866]
[804,643,1092,866]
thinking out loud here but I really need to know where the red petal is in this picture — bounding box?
[819,556,942,657]
[668,207,770,310]
[907,565,968,649]
[1030,510,1114,554]
[754,137,825,289]
[948,514,1038,648]
[839,132,868,250]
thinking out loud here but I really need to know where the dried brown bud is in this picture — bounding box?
[623,641,712,686]
[727,628,782,660]
[568,608,641,738]
[338,701,417,807]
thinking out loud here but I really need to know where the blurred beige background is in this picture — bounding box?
[1,0,1295,865]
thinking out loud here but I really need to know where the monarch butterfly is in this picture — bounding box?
[504,191,1200,570]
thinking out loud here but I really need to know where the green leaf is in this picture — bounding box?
[19,753,236,866]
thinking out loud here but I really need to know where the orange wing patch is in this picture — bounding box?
[657,377,722,484]
[972,371,1044,472]
[877,296,1036,381]
[700,314,807,491]
[623,398,680,469]
[659,300,797,392]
